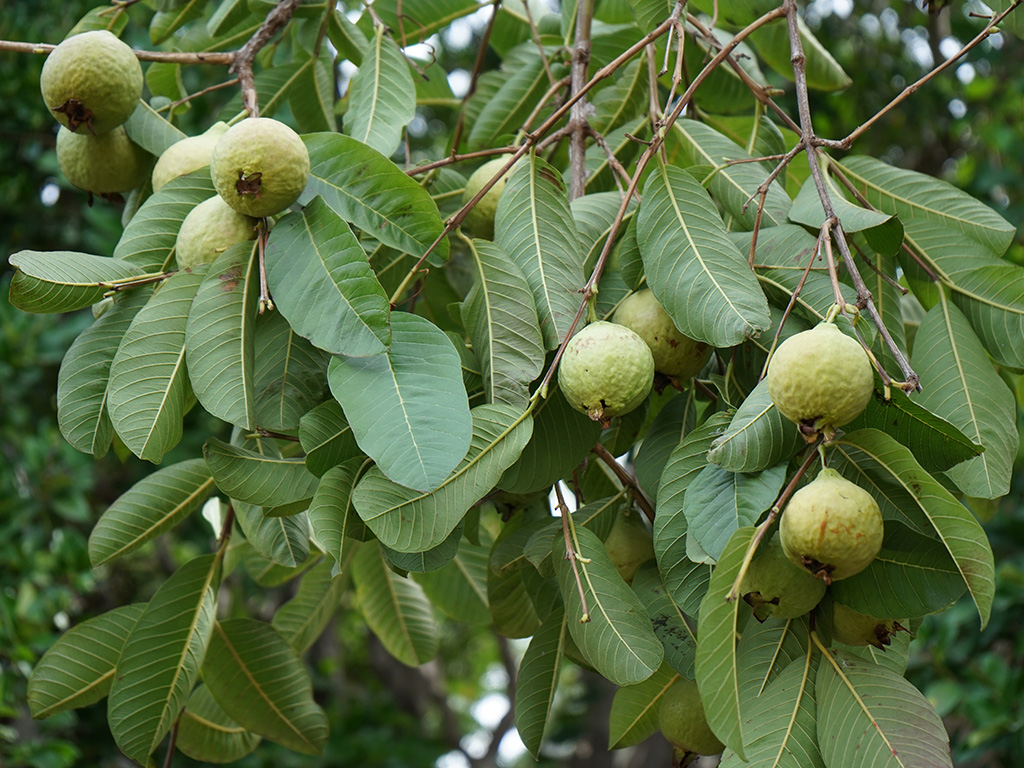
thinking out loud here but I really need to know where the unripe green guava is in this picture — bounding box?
[767,322,874,439]
[152,122,230,192]
[557,321,654,425]
[658,678,724,756]
[210,118,310,218]
[831,603,902,649]
[460,157,512,240]
[603,510,654,585]
[56,125,149,194]
[175,196,258,270]
[779,468,883,583]
[741,534,826,620]
[612,289,711,380]
[40,30,143,135]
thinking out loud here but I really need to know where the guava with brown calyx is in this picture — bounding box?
[175,196,258,271]
[56,125,149,196]
[602,509,654,586]
[152,122,230,192]
[658,678,724,757]
[612,289,712,381]
[741,534,827,621]
[831,602,907,650]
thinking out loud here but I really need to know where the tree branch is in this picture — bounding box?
[591,442,655,523]
[568,0,595,200]
[230,0,303,117]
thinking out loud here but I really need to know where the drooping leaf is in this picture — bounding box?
[360,0,479,48]
[345,25,416,156]
[176,685,261,764]
[123,99,187,156]
[307,458,366,568]
[515,607,567,758]
[289,51,335,134]
[235,503,311,569]
[468,55,561,150]
[8,250,142,313]
[633,391,695,501]
[204,437,320,508]
[788,172,902,252]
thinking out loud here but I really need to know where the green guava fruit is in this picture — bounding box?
[56,125,149,194]
[767,322,874,439]
[557,321,654,424]
[658,678,724,756]
[779,468,883,584]
[210,117,310,218]
[152,122,230,192]
[40,30,143,135]
[741,534,827,620]
[831,603,903,649]
[612,289,712,380]
[175,195,258,270]
[460,157,512,240]
[603,510,655,585]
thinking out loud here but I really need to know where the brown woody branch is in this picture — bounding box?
[231,0,302,116]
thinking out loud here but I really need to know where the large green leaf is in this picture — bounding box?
[176,685,260,764]
[638,163,770,347]
[631,562,697,678]
[108,555,220,764]
[28,605,145,719]
[708,379,803,473]
[608,665,679,749]
[107,268,207,463]
[307,458,365,568]
[328,312,472,493]
[352,404,533,552]
[515,608,567,758]
[204,437,320,508]
[750,15,852,91]
[788,172,902,252]
[345,25,416,156]
[468,55,559,150]
[235,503,311,569]
[272,559,348,653]
[298,399,360,477]
[89,459,215,566]
[8,250,142,313]
[251,309,330,431]
[289,51,334,134]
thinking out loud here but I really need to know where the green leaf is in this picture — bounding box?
[708,379,803,473]
[177,685,260,764]
[736,617,812,703]
[298,400,360,477]
[750,16,852,91]
[788,172,902,251]
[353,403,533,552]
[307,458,365,568]
[494,154,587,349]
[384,525,463,572]
[515,608,567,758]
[123,100,188,156]
[207,0,252,36]
[328,312,472,493]
[554,526,664,686]
[7,250,142,313]
[150,0,204,44]
[108,554,220,764]
[632,562,697,678]
[28,605,145,719]
[272,559,348,654]
[89,459,215,566]
[413,540,491,624]
[468,55,560,150]
[362,0,478,46]
[107,267,207,463]
[289,51,335,134]
[252,310,330,431]
[633,391,695,501]
[345,26,416,156]
[236,504,311,569]
[352,541,439,666]
[608,664,678,749]
[267,197,390,357]
[204,437,320,508]
[461,239,545,409]
[204,618,328,755]
[638,162,771,347]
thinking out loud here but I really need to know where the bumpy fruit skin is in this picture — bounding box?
[56,126,148,194]
[461,157,511,240]
[41,30,143,135]
[210,118,310,218]
[830,603,901,649]
[658,679,724,756]
[741,535,826,620]
[779,468,883,583]
[767,322,873,438]
[612,289,711,380]
[603,510,655,585]
[557,321,654,423]
[175,196,258,271]
[152,122,230,192]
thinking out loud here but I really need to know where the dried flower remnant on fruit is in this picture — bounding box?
[830,603,907,650]
[741,535,826,620]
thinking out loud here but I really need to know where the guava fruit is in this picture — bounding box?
[612,289,712,380]
[603,510,655,585]
[766,321,874,439]
[741,534,826,620]
[210,117,310,218]
[152,122,230,192]
[56,125,149,195]
[831,603,903,649]
[779,468,883,583]
[658,678,724,756]
[460,157,512,240]
[557,321,654,425]
[40,30,143,135]
[175,196,258,270]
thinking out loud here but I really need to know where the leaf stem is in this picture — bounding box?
[555,483,591,623]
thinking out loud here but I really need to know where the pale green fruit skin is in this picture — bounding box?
[41,30,143,135]
[831,603,899,649]
[56,126,148,194]
[603,510,654,585]
[658,679,724,755]
[175,196,258,270]
[210,118,310,218]
[557,321,654,422]
[152,122,230,192]
[612,289,711,379]
[741,535,826,619]
[779,468,883,582]
[461,157,511,240]
[767,322,874,436]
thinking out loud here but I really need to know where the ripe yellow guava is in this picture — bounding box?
[612,289,712,380]
[779,468,883,583]
[658,678,724,756]
[210,118,310,218]
[175,196,258,271]
[741,534,826,620]
[56,125,149,195]
[766,321,874,439]
[557,321,654,424]
[40,30,143,135]
[152,122,230,192]
[603,510,655,585]
[460,157,512,240]
[830,602,903,649]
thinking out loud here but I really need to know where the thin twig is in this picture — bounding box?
[162,715,182,768]
[0,39,234,64]
[450,1,501,150]
[158,77,240,114]
[231,0,303,117]
[555,484,590,622]
[405,147,515,176]
[591,443,655,522]
[522,0,558,86]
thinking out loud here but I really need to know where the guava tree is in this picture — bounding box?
[4,0,1023,765]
